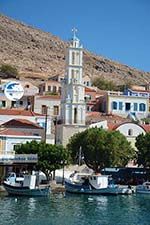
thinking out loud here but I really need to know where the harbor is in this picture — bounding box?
[0,191,150,225]
[0,2,150,224]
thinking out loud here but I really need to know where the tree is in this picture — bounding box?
[0,64,18,78]
[67,128,134,172]
[135,133,150,167]
[15,141,69,180]
[92,77,116,91]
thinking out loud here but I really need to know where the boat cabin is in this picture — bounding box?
[89,175,109,189]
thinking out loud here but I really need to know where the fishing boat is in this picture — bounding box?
[3,172,50,196]
[65,172,133,195]
[136,181,150,194]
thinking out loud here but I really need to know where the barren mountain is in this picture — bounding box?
[0,14,150,85]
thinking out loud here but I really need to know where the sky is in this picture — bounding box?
[1,0,150,72]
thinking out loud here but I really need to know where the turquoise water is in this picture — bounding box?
[0,193,150,225]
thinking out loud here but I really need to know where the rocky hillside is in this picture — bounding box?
[0,14,150,85]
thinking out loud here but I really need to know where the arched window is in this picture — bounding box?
[112,101,117,110]
[119,102,123,110]
[128,129,133,136]
[74,108,77,123]
[52,86,57,93]
[87,106,90,112]
[139,103,146,112]
[72,52,75,64]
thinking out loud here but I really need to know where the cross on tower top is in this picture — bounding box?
[72,27,78,40]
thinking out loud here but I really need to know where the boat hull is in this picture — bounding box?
[3,182,50,196]
[136,188,150,194]
[65,181,132,195]
[136,190,150,194]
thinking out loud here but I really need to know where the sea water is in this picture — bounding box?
[0,193,150,225]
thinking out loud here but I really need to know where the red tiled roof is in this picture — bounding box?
[86,112,131,124]
[107,122,150,133]
[140,124,150,132]
[85,87,96,92]
[107,123,119,130]
[0,109,43,116]
[1,119,43,129]
[0,128,36,137]
[37,95,61,100]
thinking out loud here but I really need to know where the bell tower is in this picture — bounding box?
[61,28,86,125]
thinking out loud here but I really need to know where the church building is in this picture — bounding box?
[56,29,87,146]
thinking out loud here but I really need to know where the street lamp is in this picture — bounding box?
[44,106,48,143]
[53,116,57,145]
[61,160,66,185]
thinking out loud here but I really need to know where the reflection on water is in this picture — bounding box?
[0,193,150,225]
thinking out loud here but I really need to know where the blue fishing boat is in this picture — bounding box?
[65,172,132,195]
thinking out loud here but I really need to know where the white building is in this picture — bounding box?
[61,30,86,125]
[108,122,150,151]
[0,108,53,144]
[0,128,41,155]
[57,30,87,146]
[101,90,149,120]
[0,80,39,110]
[34,95,60,117]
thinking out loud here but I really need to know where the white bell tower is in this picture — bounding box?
[61,28,86,125]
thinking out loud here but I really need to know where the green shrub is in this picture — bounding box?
[92,77,117,91]
[0,64,18,78]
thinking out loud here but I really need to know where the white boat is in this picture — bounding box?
[136,182,150,194]
[65,172,132,195]
[3,172,50,196]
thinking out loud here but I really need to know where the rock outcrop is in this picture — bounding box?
[0,14,150,85]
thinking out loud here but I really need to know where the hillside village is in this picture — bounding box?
[0,16,150,178]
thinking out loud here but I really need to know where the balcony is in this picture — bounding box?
[0,153,38,164]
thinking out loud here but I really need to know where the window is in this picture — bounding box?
[87,106,90,112]
[119,102,123,110]
[33,133,39,136]
[19,101,23,106]
[11,101,16,108]
[0,101,6,108]
[53,106,59,115]
[112,101,117,110]
[139,103,146,112]
[43,86,45,92]
[2,101,6,107]
[25,84,29,88]
[133,103,138,111]
[42,105,47,114]
[58,87,61,94]
[74,108,77,123]
[125,102,131,111]
[128,129,133,136]
[72,52,75,64]
[52,86,57,93]
[48,86,51,92]
[71,69,75,78]
[76,52,79,64]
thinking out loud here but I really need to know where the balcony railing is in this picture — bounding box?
[0,154,38,164]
